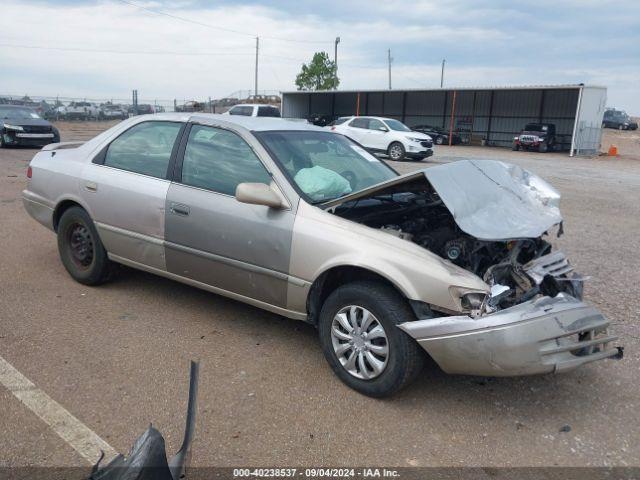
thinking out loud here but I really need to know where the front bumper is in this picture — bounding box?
[398,294,621,376]
[3,131,55,147]
[407,148,433,159]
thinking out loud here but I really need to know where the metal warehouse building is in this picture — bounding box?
[282,84,607,155]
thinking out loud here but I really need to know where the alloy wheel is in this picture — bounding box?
[389,144,404,160]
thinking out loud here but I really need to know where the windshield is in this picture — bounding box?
[256,131,397,203]
[0,106,41,119]
[524,124,547,132]
[384,119,411,132]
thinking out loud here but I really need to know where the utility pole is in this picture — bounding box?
[254,36,259,97]
[334,36,340,89]
[387,49,393,90]
[440,59,446,88]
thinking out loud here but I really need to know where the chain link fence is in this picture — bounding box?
[0,90,282,120]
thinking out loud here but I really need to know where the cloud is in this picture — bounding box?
[0,0,638,113]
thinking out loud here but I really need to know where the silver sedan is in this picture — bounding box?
[22,114,621,397]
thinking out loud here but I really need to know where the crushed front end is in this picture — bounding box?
[325,160,623,376]
[399,293,622,376]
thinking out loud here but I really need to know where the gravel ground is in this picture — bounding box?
[0,121,639,468]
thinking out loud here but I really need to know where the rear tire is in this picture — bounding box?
[387,142,406,161]
[512,143,519,151]
[435,136,444,145]
[57,206,114,285]
[618,124,624,130]
[318,281,424,397]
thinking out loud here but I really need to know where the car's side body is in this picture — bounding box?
[410,124,462,145]
[23,114,620,390]
[331,116,433,160]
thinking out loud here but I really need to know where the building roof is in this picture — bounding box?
[281,84,607,95]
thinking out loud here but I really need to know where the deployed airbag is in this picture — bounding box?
[294,165,352,202]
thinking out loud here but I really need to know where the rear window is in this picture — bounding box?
[257,106,280,117]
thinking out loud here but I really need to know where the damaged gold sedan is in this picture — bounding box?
[23,115,621,397]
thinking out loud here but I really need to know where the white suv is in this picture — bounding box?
[223,104,281,117]
[331,116,433,161]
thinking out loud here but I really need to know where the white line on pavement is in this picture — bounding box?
[0,354,118,465]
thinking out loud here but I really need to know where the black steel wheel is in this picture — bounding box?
[57,206,114,285]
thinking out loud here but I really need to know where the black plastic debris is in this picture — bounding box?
[88,361,199,480]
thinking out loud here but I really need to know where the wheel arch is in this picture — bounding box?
[306,265,420,326]
[52,198,89,232]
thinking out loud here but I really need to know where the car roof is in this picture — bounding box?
[188,113,324,132]
[231,104,279,108]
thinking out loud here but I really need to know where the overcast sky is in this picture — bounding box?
[1,0,639,113]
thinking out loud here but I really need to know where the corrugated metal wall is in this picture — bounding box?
[282,87,587,151]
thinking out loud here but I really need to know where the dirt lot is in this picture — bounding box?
[1,121,639,470]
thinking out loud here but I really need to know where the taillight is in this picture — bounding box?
[27,166,32,178]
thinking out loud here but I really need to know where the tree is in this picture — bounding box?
[295,52,339,91]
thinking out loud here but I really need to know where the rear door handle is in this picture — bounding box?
[170,203,190,216]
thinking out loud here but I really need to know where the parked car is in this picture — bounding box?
[224,104,281,117]
[512,123,557,152]
[99,104,128,120]
[331,116,433,161]
[22,114,621,397]
[135,104,155,115]
[602,109,637,130]
[64,101,100,120]
[411,124,462,145]
[0,105,60,148]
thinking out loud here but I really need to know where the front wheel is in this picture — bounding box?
[435,136,444,145]
[618,124,624,130]
[318,281,425,397]
[538,142,548,153]
[57,206,114,285]
[387,142,406,161]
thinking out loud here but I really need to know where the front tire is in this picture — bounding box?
[318,281,424,397]
[57,206,113,285]
[435,136,444,145]
[387,142,406,161]
[538,142,548,153]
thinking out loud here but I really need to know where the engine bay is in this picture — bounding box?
[331,183,582,311]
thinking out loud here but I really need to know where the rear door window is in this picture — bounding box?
[103,121,182,178]
[349,118,369,129]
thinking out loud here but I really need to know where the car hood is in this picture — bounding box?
[520,130,546,137]
[323,159,562,241]
[400,131,431,140]
[3,117,51,127]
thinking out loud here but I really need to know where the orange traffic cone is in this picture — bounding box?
[608,145,618,156]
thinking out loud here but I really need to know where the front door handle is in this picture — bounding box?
[170,203,190,216]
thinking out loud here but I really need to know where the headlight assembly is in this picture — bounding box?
[3,123,24,131]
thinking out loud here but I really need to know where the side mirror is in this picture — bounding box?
[235,182,286,209]
[378,126,388,132]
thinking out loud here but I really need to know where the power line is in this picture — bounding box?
[116,0,333,45]
[116,0,255,37]
[0,43,256,56]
